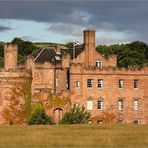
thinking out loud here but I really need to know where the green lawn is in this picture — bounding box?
[0,124,148,148]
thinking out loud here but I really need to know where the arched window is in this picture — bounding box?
[96,61,102,68]
[98,97,103,110]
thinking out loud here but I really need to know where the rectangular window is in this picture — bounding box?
[134,99,138,111]
[87,100,93,110]
[87,79,93,88]
[96,61,102,68]
[118,100,124,110]
[119,79,124,88]
[98,100,103,110]
[76,81,80,88]
[98,79,103,88]
[133,119,139,124]
[134,79,138,89]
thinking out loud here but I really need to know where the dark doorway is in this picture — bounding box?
[53,108,63,124]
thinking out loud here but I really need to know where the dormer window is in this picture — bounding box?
[55,56,61,60]
[96,61,102,68]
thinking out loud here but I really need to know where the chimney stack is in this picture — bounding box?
[84,30,96,67]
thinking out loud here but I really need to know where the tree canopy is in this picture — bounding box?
[11,38,37,61]
[0,39,148,68]
[96,41,148,68]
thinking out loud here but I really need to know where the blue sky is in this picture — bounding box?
[0,1,148,45]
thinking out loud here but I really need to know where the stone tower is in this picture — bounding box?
[4,44,18,70]
[84,30,96,67]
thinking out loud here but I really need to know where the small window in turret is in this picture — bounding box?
[96,61,102,68]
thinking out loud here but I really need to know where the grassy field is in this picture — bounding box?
[0,124,148,148]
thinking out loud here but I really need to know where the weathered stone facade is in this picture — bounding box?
[0,30,148,124]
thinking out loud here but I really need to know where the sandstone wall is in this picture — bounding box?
[70,64,148,124]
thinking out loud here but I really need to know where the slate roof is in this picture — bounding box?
[18,44,84,65]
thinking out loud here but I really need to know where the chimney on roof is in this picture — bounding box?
[84,30,96,67]
[54,44,61,54]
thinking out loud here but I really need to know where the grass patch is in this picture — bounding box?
[0,124,148,147]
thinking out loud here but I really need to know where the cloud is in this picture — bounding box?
[0,25,11,31]
[48,22,83,36]
[0,1,148,43]
[20,35,40,42]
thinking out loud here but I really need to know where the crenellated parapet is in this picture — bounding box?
[70,63,148,75]
[0,68,32,82]
[4,44,18,50]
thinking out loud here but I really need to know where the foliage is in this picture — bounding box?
[96,41,148,68]
[28,103,53,125]
[2,82,31,125]
[60,104,90,124]
[91,107,117,124]
[65,42,73,49]
[102,110,116,123]
[11,38,37,61]
[43,93,70,110]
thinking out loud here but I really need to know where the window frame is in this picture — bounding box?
[118,99,124,111]
[75,81,80,89]
[87,100,93,110]
[98,79,103,89]
[133,99,138,111]
[87,79,93,88]
[96,61,102,68]
[98,99,103,110]
[133,119,139,124]
[134,79,138,89]
[119,79,124,89]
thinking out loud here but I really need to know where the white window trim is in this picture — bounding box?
[76,81,80,89]
[118,100,124,111]
[98,100,103,110]
[87,79,93,89]
[96,61,102,68]
[87,100,93,110]
[134,99,138,111]
[134,79,139,89]
[133,119,140,124]
[98,79,103,89]
[119,79,124,89]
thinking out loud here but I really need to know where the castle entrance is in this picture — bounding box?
[53,108,63,124]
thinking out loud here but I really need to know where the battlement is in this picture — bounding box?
[70,63,148,75]
[0,68,32,79]
[4,44,18,51]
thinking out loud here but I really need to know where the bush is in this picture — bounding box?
[28,103,53,125]
[61,104,90,124]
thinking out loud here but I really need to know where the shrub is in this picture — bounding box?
[61,104,90,124]
[28,103,53,125]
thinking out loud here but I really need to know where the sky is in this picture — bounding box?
[0,0,148,45]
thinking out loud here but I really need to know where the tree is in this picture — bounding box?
[65,42,73,49]
[2,82,31,125]
[60,104,90,124]
[11,38,37,61]
[28,103,53,125]
[96,41,148,68]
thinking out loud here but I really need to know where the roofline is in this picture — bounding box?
[34,48,45,62]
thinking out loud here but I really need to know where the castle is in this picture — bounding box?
[0,30,148,124]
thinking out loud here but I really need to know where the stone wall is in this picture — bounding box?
[0,69,32,124]
[70,65,148,123]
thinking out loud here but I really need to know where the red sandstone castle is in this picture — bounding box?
[0,30,148,124]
